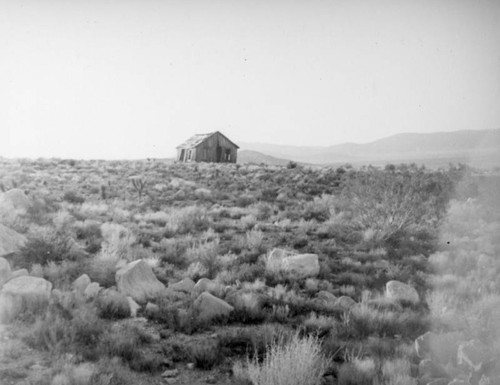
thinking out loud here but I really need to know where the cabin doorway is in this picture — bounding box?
[179,149,186,161]
[216,146,222,162]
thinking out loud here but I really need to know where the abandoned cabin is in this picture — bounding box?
[176,131,239,163]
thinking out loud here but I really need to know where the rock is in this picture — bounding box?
[186,363,195,370]
[426,379,449,385]
[115,259,165,303]
[415,332,462,364]
[1,189,30,210]
[266,248,296,270]
[73,274,91,295]
[0,276,52,322]
[284,254,320,278]
[418,359,449,379]
[416,331,436,358]
[385,280,419,303]
[84,282,101,300]
[127,296,140,317]
[9,268,28,281]
[315,290,337,304]
[447,380,469,385]
[145,302,160,317]
[193,292,233,323]
[169,277,195,293]
[192,278,225,299]
[336,296,357,309]
[0,257,11,287]
[266,248,320,279]
[205,375,217,384]
[161,369,179,378]
[457,340,488,371]
[0,224,27,258]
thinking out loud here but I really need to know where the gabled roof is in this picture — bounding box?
[176,131,239,149]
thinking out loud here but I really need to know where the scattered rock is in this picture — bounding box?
[161,369,179,378]
[169,277,195,293]
[73,274,91,296]
[447,380,469,385]
[418,359,449,379]
[266,248,320,279]
[385,280,419,303]
[115,259,165,303]
[8,268,28,281]
[193,292,233,323]
[1,189,31,211]
[192,278,225,299]
[0,224,27,258]
[415,331,462,364]
[0,276,52,322]
[205,375,217,384]
[315,290,337,304]
[426,379,449,385]
[186,363,195,370]
[127,296,140,317]
[84,282,101,300]
[0,257,11,287]
[457,340,488,371]
[335,296,357,309]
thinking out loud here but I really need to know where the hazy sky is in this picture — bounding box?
[1,0,500,159]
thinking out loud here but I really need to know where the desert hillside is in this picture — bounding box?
[0,158,499,384]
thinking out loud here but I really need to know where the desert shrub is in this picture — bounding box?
[337,360,375,385]
[236,194,257,208]
[339,304,428,340]
[382,358,416,385]
[164,206,210,235]
[187,340,222,369]
[74,220,102,253]
[303,312,337,335]
[95,290,131,319]
[63,190,85,204]
[31,260,83,290]
[184,238,221,279]
[246,331,331,385]
[246,229,265,254]
[17,230,75,268]
[24,303,106,359]
[158,236,191,268]
[100,223,136,262]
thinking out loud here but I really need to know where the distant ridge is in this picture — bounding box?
[240,129,500,168]
[237,150,295,166]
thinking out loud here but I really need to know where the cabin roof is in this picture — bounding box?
[176,131,239,149]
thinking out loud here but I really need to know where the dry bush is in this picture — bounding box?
[246,331,331,385]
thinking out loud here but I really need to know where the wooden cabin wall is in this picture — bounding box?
[193,132,238,163]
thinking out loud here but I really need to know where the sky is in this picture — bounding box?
[1,0,500,159]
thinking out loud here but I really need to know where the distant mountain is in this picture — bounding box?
[237,150,294,166]
[240,129,500,168]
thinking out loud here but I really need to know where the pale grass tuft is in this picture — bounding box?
[246,332,330,385]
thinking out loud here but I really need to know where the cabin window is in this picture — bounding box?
[187,150,192,160]
[225,149,231,161]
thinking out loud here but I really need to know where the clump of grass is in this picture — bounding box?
[187,340,222,370]
[95,290,131,319]
[246,331,331,385]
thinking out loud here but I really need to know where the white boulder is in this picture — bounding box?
[0,257,11,287]
[193,292,233,323]
[0,224,27,257]
[385,280,419,303]
[116,259,165,303]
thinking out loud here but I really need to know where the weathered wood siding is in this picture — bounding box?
[194,132,237,163]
